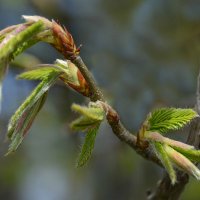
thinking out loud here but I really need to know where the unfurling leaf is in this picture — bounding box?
[55,59,89,97]
[145,110,200,184]
[146,132,195,150]
[76,124,100,167]
[0,21,45,111]
[151,140,200,184]
[172,146,200,162]
[0,24,22,43]
[164,145,200,180]
[0,21,44,65]
[148,108,198,134]
[18,67,61,80]
[70,116,100,131]
[18,58,89,96]
[70,103,104,131]
[55,59,79,84]
[6,93,47,155]
[71,103,104,167]
[71,103,104,121]
[6,71,60,154]
[152,142,176,184]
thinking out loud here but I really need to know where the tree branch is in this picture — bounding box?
[73,56,104,102]
[147,70,200,200]
[73,55,199,200]
[72,55,161,166]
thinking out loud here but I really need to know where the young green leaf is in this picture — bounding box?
[70,116,101,131]
[71,103,104,167]
[70,103,104,131]
[71,103,104,121]
[76,124,100,167]
[55,59,90,97]
[148,108,198,134]
[18,67,61,80]
[7,71,60,141]
[164,145,200,180]
[146,131,195,150]
[172,146,200,162]
[0,24,22,41]
[0,21,45,112]
[55,59,79,84]
[6,92,47,155]
[152,142,177,184]
[0,21,44,64]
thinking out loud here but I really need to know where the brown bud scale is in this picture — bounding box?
[51,21,80,60]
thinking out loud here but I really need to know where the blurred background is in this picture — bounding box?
[0,0,200,199]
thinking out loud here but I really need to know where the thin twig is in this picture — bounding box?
[73,56,104,101]
[72,55,161,166]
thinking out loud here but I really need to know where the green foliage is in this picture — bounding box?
[148,108,197,134]
[71,103,105,167]
[70,116,100,131]
[0,21,44,65]
[0,35,4,43]
[18,67,61,80]
[55,59,80,85]
[146,132,194,150]
[143,108,200,184]
[71,103,104,121]
[71,103,104,131]
[0,16,199,187]
[76,124,100,167]
[153,142,176,184]
[165,145,200,180]
[0,21,45,111]
[151,141,200,183]
[172,146,200,162]
[6,93,47,155]
[6,71,61,154]
[0,24,19,41]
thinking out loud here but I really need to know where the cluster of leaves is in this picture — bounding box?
[0,21,45,110]
[142,108,200,184]
[5,59,91,155]
[0,16,89,155]
[70,103,105,167]
[0,15,83,107]
[7,71,60,154]
[0,16,200,186]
